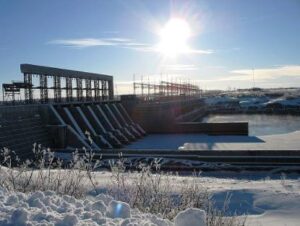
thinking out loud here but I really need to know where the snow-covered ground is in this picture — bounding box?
[1,170,298,226]
[0,188,175,226]
[263,96,300,107]
[92,171,300,226]
[204,93,300,109]
[199,172,300,226]
[0,162,299,226]
[204,96,239,106]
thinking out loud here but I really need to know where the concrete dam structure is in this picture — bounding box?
[0,101,147,160]
[3,64,297,170]
[0,64,147,159]
[0,64,248,159]
[47,102,146,151]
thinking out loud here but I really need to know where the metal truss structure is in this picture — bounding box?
[20,64,114,103]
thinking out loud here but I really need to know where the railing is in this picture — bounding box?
[0,96,118,106]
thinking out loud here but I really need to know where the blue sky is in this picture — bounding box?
[0,0,300,93]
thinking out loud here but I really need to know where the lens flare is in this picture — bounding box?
[157,18,192,57]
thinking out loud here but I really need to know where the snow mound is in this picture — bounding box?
[205,96,238,106]
[107,200,131,219]
[0,188,207,226]
[174,208,206,226]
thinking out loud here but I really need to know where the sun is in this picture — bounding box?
[157,18,192,57]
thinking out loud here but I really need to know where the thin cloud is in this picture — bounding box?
[230,65,300,80]
[48,38,116,48]
[162,64,198,71]
[187,49,214,54]
[48,38,148,49]
[48,37,213,55]
[102,38,130,42]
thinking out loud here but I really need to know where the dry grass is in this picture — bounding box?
[0,145,99,198]
[107,157,246,225]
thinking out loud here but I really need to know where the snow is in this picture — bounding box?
[203,94,300,109]
[0,168,300,225]
[174,208,206,226]
[0,187,192,226]
[239,96,269,109]
[264,96,300,107]
[92,170,300,226]
[204,96,239,106]
[107,200,131,219]
[10,208,29,226]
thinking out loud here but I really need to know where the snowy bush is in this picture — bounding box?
[107,160,209,220]
[106,160,246,226]
[0,145,100,198]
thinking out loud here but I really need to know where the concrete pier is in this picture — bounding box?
[45,102,145,151]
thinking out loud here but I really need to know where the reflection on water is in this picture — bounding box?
[202,114,300,136]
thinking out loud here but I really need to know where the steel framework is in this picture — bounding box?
[133,80,201,100]
[20,64,114,103]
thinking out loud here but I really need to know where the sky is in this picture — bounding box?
[0,0,300,94]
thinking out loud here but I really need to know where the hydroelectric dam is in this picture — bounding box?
[1,64,300,171]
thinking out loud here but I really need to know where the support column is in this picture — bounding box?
[54,76,61,102]
[66,77,73,102]
[101,80,107,100]
[40,74,48,103]
[86,79,92,101]
[108,80,114,100]
[24,73,33,103]
[76,78,83,102]
[94,80,100,101]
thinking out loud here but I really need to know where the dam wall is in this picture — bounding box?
[122,98,205,133]
[1,98,248,160]
[121,97,248,135]
[0,101,146,159]
[147,122,248,135]
[0,105,52,159]
[47,102,146,151]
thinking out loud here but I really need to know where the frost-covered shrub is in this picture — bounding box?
[0,145,100,198]
[107,160,246,226]
[107,160,208,219]
[0,146,246,226]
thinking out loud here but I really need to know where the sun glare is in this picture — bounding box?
[157,18,192,57]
